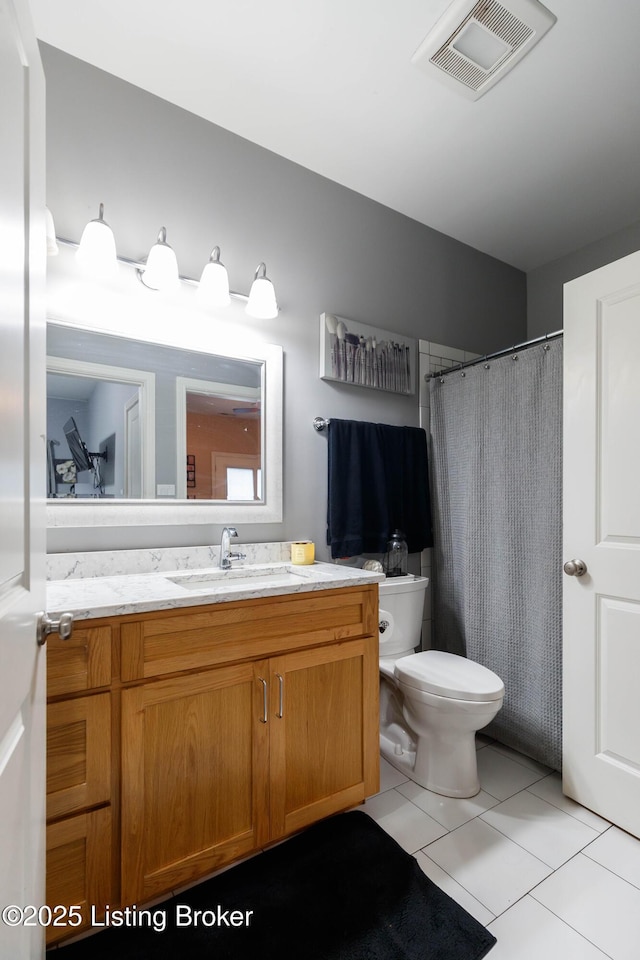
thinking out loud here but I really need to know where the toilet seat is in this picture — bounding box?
[394,650,504,702]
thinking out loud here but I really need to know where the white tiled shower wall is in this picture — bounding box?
[418,340,480,650]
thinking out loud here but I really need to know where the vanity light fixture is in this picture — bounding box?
[53,204,280,317]
[246,262,278,320]
[138,226,180,292]
[76,203,117,277]
[46,207,59,256]
[197,245,231,308]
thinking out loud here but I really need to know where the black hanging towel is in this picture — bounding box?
[326,418,433,559]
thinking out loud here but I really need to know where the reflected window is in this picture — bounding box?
[227,468,255,501]
[209,453,261,501]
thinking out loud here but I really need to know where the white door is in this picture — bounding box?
[563,248,640,838]
[0,2,47,958]
[124,393,142,497]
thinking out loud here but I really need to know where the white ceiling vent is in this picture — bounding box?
[412,0,556,100]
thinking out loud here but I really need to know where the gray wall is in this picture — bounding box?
[42,43,526,555]
[87,380,137,496]
[528,218,640,338]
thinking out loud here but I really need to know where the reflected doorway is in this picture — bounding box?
[178,377,262,500]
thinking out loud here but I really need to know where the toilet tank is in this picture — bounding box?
[378,575,429,658]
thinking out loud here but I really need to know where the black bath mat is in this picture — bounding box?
[57,810,496,959]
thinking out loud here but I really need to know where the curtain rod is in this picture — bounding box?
[427,329,563,380]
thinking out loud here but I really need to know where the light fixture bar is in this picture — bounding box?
[55,235,251,302]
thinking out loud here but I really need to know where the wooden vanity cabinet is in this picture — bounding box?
[45,625,113,945]
[46,584,379,934]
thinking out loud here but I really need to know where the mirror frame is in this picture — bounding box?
[46,325,283,528]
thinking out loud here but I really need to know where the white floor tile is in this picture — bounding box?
[397,778,499,830]
[414,850,495,927]
[532,852,640,960]
[477,746,549,800]
[377,756,409,793]
[424,818,552,915]
[487,895,610,959]
[526,773,611,832]
[480,789,600,869]
[583,825,640,890]
[487,741,553,776]
[476,733,495,749]
[369,740,638,957]
[362,788,447,853]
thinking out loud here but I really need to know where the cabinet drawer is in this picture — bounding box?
[47,693,111,820]
[46,806,112,945]
[47,624,112,697]
[121,585,378,680]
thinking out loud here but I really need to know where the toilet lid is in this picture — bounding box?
[394,651,504,702]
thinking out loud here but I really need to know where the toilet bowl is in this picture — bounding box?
[379,576,504,798]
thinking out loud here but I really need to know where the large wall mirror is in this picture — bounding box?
[46,321,283,527]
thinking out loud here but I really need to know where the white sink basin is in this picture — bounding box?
[165,563,332,593]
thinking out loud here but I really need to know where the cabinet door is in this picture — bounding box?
[121,661,270,906]
[46,807,112,945]
[269,637,379,839]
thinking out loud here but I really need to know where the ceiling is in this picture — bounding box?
[30,0,640,271]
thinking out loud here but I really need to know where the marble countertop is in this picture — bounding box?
[46,560,384,621]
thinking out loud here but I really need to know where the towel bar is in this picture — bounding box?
[313,417,330,432]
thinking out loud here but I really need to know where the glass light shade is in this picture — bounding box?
[197,247,231,307]
[141,227,179,292]
[45,206,59,256]
[76,203,116,277]
[246,263,278,320]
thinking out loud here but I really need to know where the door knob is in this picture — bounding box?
[36,611,74,646]
[563,559,587,577]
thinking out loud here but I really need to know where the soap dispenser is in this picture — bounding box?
[384,529,408,578]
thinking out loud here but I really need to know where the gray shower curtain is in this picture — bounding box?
[429,339,562,771]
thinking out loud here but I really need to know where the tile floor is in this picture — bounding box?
[364,738,640,959]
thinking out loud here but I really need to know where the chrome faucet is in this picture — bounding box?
[219,526,246,570]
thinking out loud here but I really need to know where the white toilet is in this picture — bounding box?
[379,576,504,798]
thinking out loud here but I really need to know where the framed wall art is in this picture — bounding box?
[186,454,196,488]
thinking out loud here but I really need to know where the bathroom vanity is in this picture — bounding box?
[45,550,381,944]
